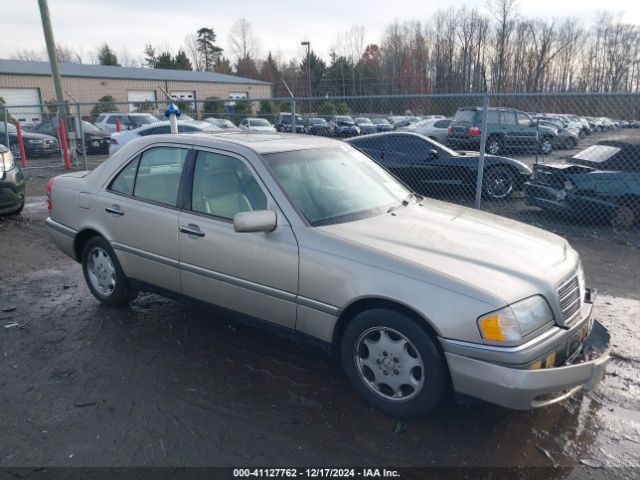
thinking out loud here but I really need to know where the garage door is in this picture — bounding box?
[128,90,157,112]
[0,88,43,127]
[170,91,196,113]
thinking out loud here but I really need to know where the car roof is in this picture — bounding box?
[146,131,342,154]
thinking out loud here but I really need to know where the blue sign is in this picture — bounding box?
[164,101,182,118]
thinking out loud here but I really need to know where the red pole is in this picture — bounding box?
[15,121,28,167]
[58,117,71,170]
[115,117,121,132]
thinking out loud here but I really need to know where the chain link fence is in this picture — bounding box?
[2,92,639,236]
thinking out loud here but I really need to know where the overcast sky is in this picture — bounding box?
[1,0,638,64]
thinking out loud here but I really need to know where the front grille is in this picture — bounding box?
[557,273,581,322]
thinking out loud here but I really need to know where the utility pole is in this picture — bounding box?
[37,0,65,115]
[301,41,311,115]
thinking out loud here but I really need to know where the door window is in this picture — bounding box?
[500,111,517,126]
[109,157,140,196]
[517,113,532,127]
[132,147,189,206]
[191,151,267,220]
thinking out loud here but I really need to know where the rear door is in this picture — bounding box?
[178,149,299,329]
[499,111,518,148]
[100,145,190,293]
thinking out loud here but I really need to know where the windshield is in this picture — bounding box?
[355,118,372,124]
[0,122,17,133]
[250,119,271,127]
[263,146,410,226]
[453,109,477,122]
[335,116,354,123]
[128,114,157,126]
[372,118,390,125]
[309,118,327,125]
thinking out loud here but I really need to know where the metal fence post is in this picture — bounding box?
[474,93,490,209]
[291,97,296,131]
[3,107,9,151]
[76,102,87,169]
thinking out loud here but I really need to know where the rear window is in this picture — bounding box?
[453,110,478,122]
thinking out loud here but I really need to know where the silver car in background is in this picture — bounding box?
[400,117,451,143]
[45,132,610,417]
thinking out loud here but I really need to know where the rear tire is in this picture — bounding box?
[9,144,20,159]
[539,137,553,155]
[82,236,138,306]
[340,308,448,418]
[564,137,577,150]
[486,137,502,155]
[483,166,516,200]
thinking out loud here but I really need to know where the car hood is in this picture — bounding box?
[22,131,57,141]
[319,200,575,305]
[85,131,109,139]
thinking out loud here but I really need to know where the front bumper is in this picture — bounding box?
[444,296,611,410]
[524,182,618,218]
[0,167,26,214]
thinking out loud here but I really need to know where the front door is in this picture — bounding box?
[178,149,299,329]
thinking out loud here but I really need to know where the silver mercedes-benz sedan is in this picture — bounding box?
[45,132,610,417]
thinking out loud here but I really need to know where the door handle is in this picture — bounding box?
[105,206,124,216]
[179,225,205,237]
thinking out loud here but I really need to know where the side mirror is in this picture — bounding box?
[233,210,277,233]
[428,149,439,159]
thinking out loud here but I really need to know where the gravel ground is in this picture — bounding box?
[1,130,639,476]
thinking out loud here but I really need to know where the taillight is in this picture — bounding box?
[447,126,453,134]
[47,177,55,210]
[469,126,481,136]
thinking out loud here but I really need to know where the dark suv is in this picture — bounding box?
[275,113,305,133]
[447,107,556,156]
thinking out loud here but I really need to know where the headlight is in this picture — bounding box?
[1,150,16,173]
[478,295,554,342]
[28,139,44,144]
[564,180,575,191]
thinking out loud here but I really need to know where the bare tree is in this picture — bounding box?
[228,18,259,62]
[184,33,204,71]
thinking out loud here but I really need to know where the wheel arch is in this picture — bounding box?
[73,228,104,262]
[332,297,443,360]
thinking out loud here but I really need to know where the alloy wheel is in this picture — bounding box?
[354,327,425,402]
[87,247,116,296]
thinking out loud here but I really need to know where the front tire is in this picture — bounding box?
[340,308,448,418]
[82,236,138,306]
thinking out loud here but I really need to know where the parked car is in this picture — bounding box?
[45,133,610,417]
[347,132,531,200]
[524,140,640,228]
[109,120,219,154]
[391,116,420,129]
[31,119,110,155]
[401,118,451,143]
[0,144,25,215]
[354,118,377,135]
[0,121,59,159]
[535,120,580,150]
[204,118,238,129]
[371,118,394,132]
[329,116,360,137]
[304,117,332,136]
[447,107,556,156]
[275,113,305,133]
[94,113,159,133]
[239,118,276,133]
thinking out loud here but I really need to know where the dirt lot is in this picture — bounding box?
[1,131,639,476]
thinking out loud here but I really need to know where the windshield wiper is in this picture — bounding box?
[387,193,421,213]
